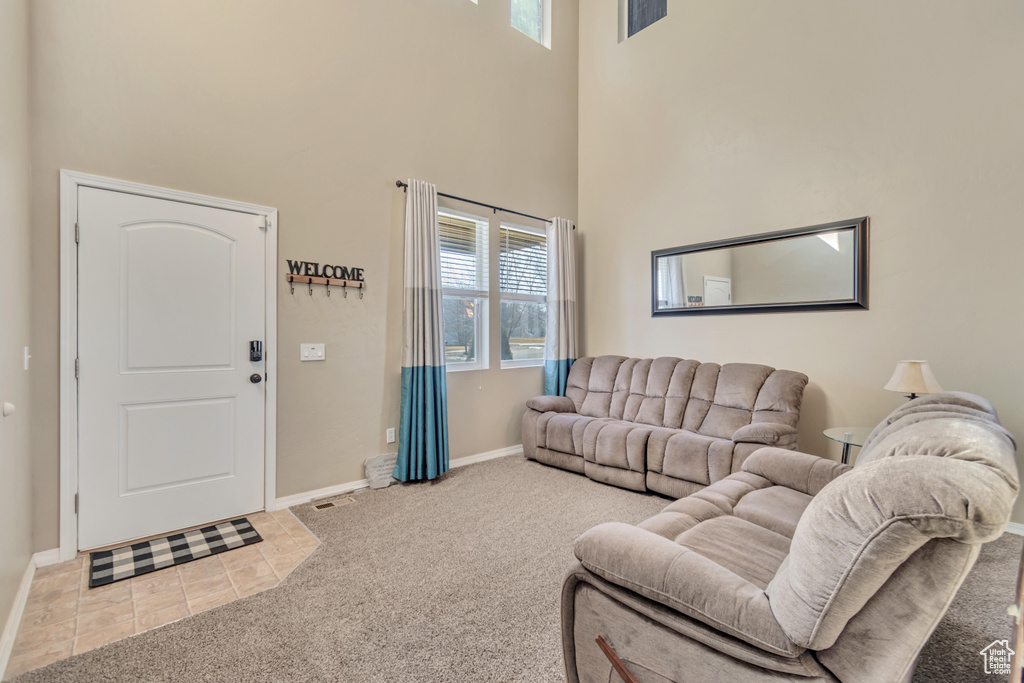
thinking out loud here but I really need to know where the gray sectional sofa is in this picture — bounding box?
[523,356,809,498]
[562,392,1019,682]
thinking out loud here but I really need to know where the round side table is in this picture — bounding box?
[823,427,873,465]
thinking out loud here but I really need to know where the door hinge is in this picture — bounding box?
[74,493,79,514]
[258,216,268,230]
[75,357,79,379]
[75,222,80,243]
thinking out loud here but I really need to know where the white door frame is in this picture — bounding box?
[59,170,278,562]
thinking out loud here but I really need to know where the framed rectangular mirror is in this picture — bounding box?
[652,217,868,316]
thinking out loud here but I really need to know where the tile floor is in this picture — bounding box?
[4,509,319,680]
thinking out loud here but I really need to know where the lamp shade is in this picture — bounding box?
[884,360,943,396]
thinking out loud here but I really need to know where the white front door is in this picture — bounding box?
[77,187,267,550]
[703,276,732,307]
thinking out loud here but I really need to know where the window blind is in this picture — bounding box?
[628,0,667,37]
[439,212,488,293]
[500,227,546,297]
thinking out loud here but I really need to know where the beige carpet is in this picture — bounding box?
[9,455,1021,682]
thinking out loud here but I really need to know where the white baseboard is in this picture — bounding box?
[1005,522,1024,536]
[271,444,523,511]
[271,479,371,511]
[0,558,36,680]
[32,549,61,569]
[451,444,523,468]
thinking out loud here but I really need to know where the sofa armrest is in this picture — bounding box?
[731,423,799,448]
[526,395,577,413]
[573,523,803,658]
[741,447,851,496]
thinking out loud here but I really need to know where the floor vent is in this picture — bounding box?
[313,496,356,511]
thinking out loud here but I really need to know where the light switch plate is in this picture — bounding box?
[300,343,325,362]
[386,428,396,444]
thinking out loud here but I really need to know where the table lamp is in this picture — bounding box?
[884,360,943,400]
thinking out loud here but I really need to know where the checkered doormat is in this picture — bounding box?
[89,518,263,588]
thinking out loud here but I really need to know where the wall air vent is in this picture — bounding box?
[312,496,356,511]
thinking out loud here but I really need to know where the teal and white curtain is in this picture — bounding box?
[394,179,450,481]
[544,218,578,396]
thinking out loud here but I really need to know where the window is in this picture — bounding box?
[619,0,667,41]
[499,224,547,368]
[512,0,550,48]
[439,211,489,371]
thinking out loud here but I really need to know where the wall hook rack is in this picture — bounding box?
[287,274,366,299]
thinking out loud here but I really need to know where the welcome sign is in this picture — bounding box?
[286,260,365,282]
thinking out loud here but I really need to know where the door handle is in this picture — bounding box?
[250,373,263,384]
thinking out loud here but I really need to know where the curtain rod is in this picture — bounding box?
[396,180,572,228]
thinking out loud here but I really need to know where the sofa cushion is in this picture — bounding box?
[638,470,813,543]
[741,447,851,497]
[578,356,628,418]
[858,391,1002,455]
[638,472,773,541]
[699,404,758,440]
[681,363,720,433]
[619,358,654,423]
[751,370,809,428]
[733,486,813,539]
[648,429,734,485]
[664,360,700,429]
[714,363,775,411]
[564,357,594,411]
[614,357,703,429]
[582,420,653,472]
[676,516,792,590]
[731,423,798,447]
[525,395,576,413]
[607,357,640,420]
[541,413,609,457]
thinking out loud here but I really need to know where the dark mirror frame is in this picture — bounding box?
[651,217,869,316]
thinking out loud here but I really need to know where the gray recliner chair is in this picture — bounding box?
[561,392,1019,683]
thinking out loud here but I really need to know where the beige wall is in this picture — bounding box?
[0,0,34,632]
[731,231,855,305]
[579,2,1024,521]
[29,0,578,550]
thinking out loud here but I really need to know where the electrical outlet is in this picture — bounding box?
[386,428,396,444]
[300,343,325,361]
